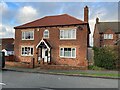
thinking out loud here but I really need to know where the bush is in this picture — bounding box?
[93,46,118,70]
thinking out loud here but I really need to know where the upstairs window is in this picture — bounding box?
[104,34,113,39]
[60,29,76,39]
[43,29,49,38]
[22,31,34,40]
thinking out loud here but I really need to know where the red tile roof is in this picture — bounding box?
[14,14,87,29]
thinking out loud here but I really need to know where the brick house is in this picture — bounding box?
[14,6,90,68]
[93,18,120,47]
[0,38,14,56]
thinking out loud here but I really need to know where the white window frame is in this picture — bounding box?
[43,29,49,38]
[59,47,76,58]
[60,29,76,40]
[21,46,34,56]
[22,31,34,40]
[104,34,113,39]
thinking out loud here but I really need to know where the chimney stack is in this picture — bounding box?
[96,17,99,24]
[84,6,89,23]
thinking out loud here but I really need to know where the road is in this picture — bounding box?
[1,70,119,88]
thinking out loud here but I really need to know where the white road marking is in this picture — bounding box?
[0,83,6,85]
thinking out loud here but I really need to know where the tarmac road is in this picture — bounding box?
[1,70,119,88]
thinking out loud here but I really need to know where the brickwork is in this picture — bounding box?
[14,25,89,67]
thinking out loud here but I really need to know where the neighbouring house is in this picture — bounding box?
[0,38,14,56]
[93,18,120,47]
[14,6,90,68]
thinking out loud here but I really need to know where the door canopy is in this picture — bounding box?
[36,39,51,50]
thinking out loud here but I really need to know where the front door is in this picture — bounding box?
[42,48,48,62]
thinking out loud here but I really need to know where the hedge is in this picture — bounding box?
[93,46,118,70]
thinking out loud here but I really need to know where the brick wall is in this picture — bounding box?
[14,25,89,67]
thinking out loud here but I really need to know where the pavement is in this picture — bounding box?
[3,66,119,79]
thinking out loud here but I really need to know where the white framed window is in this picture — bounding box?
[22,31,34,40]
[43,29,49,38]
[21,46,34,56]
[60,47,76,58]
[60,29,76,40]
[104,34,113,39]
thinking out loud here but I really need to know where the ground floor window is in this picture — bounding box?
[21,46,34,56]
[60,47,76,58]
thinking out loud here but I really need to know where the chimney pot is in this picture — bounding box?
[96,17,99,23]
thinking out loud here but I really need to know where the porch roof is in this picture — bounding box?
[36,39,51,49]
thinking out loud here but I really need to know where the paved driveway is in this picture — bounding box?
[1,71,119,88]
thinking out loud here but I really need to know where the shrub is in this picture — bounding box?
[93,46,118,70]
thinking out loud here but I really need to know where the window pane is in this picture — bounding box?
[27,47,30,55]
[60,30,64,38]
[22,48,24,55]
[68,30,71,38]
[31,48,33,55]
[22,32,24,39]
[68,48,71,51]
[44,30,49,38]
[64,30,68,38]
[60,48,63,56]
[30,31,33,38]
[72,30,75,38]
[72,48,75,57]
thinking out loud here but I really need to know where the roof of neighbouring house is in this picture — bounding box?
[14,14,88,29]
[0,38,14,50]
[96,22,120,33]
[6,44,14,51]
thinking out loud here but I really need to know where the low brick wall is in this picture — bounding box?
[5,55,15,61]
[39,64,88,70]
[5,61,88,70]
[5,61,33,68]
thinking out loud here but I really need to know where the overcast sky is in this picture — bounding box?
[0,1,119,46]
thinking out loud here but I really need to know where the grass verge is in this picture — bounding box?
[48,71,120,78]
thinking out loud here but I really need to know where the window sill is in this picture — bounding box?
[60,38,76,40]
[104,39,113,40]
[43,37,49,39]
[21,55,33,57]
[60,56,76,59]
[22,39,34,41]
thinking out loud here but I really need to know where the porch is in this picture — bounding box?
[36,39,52,65]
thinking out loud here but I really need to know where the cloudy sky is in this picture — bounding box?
[0,1,119,46]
